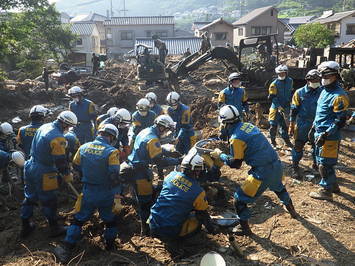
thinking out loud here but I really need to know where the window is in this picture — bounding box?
[76,38,83,46]
[251,26,271,36]
[121,31,133,40]
[214,32,227,40]
[271,9,274,16]
[156,31,168,38]
[238,28,243,36]
[346,24,355,35]
[146,30,152,37]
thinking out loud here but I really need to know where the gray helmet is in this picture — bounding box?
[305,69,321,80]
[228,72,241,82]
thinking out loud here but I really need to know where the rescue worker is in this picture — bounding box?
[54,124,121,262]
[218,72,249,119]
[148,152,216,240]
[309,61,349,200]
[0,150,25,183]
[153,36,168,64]
[20,111,77,238]
[166,92,196,155]
[200,32,211,54]
[131,98,156,144]
[289,70,323,179]
[17,105,48,159]
[42,67,49,90]
[124,115,181,232]
[91,53,99,75]
[211,105,297,235]
[145,92,163,116]
[64,128,80,163]
[0,122,16,152]
[100,108,132,162]
[68,86,97,144]
[96,107,119,127]
[183,48,191,58]
[268,65,293,147]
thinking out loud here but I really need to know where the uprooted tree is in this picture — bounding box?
[294,22,335,48]
[0,1,76,79]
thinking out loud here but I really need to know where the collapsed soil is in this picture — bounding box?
[0,58,354,265]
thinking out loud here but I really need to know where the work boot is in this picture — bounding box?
[284,138,294,148]
[20,219,36,238]
[49,220,66,237]
[332,183,341,194]
[309,188,333,201]
[54,242,74,263]
[284,201,298,219]
[290,165,301,180]
[234,220,252,236]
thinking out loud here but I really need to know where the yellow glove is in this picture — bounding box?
[210,148,223,159]
[63,173,73,183]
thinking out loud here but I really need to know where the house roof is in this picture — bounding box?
[313,10,355,24]
[199,18,233,31]
[104,16,175,26]
[70,23,96,36]
[278,19,295,33]
[233,5,275,26]
[70,13,107,23]
[192,21,211,30]
[288,16,315,25]
[135,37,202,55]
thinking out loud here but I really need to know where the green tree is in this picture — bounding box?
[294,22,334,48]
[0,0,48,10]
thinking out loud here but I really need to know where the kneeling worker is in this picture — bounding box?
[149,152,215,240]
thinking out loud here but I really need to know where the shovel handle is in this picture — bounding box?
[67,182,80,197]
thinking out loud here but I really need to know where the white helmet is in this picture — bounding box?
[0,122,14,135]
[181,152,205,171]
[57,111,78,126]
[115,108,132,124]
[228,72,242,82]
[68,86,83,96]
[275,64,288,74]
[219,105,240,124]
[166,92,180,106]
[305,69,321,80]
[154,115,176,130]
[317,61,340,76]
[136,98,150,111]
[98,123,118,139]
[11,151,25,167]
[145,92,158,103]
[107,107,119,117]
[30,105,48,117]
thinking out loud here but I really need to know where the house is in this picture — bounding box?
[60,12,71,24]
[104,16,175,55]
[69,23,101,66]
[135,37,202,55]
[280,16,316,42]
[312,10,355,46]
[233,6,284,46]
[70,13,108,54]
[191,21,211,36]
[196,18,234,47]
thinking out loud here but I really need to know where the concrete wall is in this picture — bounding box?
[199,22,233,47]
[106,24,174,54]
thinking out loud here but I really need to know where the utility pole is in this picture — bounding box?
[110,0,113,18]
[120,0,128,17]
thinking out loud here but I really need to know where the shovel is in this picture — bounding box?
[66,182,83,213]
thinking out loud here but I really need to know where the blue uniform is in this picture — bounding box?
[219,122,291,221]
[65,136,120,244]
[149,171,208,238]
[268,77,293,141]
[21,121,70,222]
[127,126,179,222]
[131,110,156,141]
[313,82,349,190]
[100,117,129,147]
[151,104,163,116]
[69,98,97,144]
[17,122,43,159]
[290,85,323,165]
[218,86,249,115]
[167,103,196,154]
[64,131,80,162]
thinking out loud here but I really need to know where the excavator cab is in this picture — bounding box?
[136,44,166,83]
